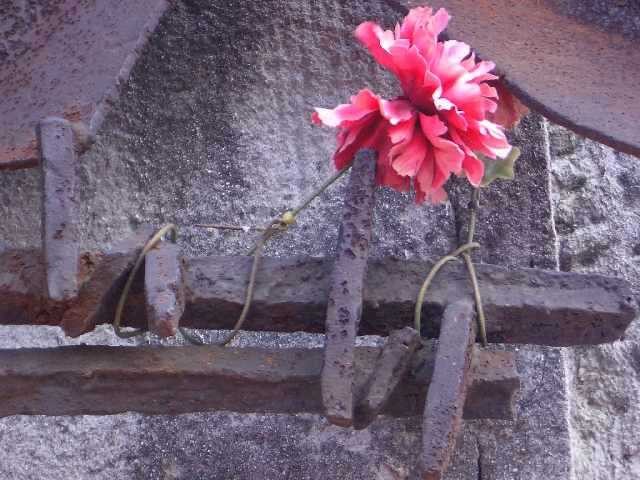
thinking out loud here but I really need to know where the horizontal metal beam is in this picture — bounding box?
[1,249,635,346]
[0,344,517,419]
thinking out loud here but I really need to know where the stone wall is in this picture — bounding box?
[549,125,640,480]
[0,1,637,478]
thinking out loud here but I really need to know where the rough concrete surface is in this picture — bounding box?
[0,0,636,479]
[548,124,640,480]
[451,113,571,480]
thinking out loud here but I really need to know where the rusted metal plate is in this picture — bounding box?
[421,300,476,480]
[145,242,185,337]
[38,117,79,301]
[0,0,169,170]
[0,249,635,346]
[353,326,422,429]
[0,343,517,419]
[464,348,520,419]
[322,151,377,427]
[390,0,640,157]
[60,227,155,337]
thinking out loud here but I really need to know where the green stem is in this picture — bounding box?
[463,252,487,346]
[467,187,480,244]
[217,232,268,346]
[414,242,480,334]
[113,224,177,339]
[290,164,352,217]
[464,187,488,346]
[221,163,354,344]
[413,186,489,346]
[194,223,265,232]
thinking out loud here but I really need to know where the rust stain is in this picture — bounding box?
[0,0,170,171]
[0,140,39,170]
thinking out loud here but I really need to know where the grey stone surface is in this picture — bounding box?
[449,114,571,480]
[0,1,456,479]
[0,0,631,479]
[450,114,559,271]
[548,124,640,480]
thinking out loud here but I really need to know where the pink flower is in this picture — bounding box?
[312,89,413,192]
[313,6,516,203]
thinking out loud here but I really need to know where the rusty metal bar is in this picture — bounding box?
[0,343,517,420]
[60,228,154,337]
[354,326,422,429]
[421,300,476,480]
[145,242,185,337]
[38,117,79,301]
[1,248,633,346]
[322,151,377,427]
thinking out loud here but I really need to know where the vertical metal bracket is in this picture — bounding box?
[421,299,477,479]
[38,117,79,301]
[145,241,186,337]
[321,150,376,427]
[353,326,422,429]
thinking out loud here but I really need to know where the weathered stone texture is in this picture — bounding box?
[449,114,571,480]
[2,0,631,479]
[0,1,456,479]
[549,123,640,480]
[450,114,558,270]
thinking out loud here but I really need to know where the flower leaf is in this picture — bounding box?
[480,146,521,187]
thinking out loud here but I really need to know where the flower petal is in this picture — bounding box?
[313,91,380,128]
[388,116,417,144]
[419,113,447,139]
[414,149,447,204]
[391,130,429,177]
[431,40,471,86]
[429,8,451,38]
[466,60,498,83]
[432,138,464,175]
[462,152,484,186]
[488,81,529,129]
[477,120,512,157]
[379,98,415,125]
[401,7,450,41]
[441,108,468,131]
[355,22,397,72]
[414,151,434,203]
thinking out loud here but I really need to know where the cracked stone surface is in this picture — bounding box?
[0,1,635,479]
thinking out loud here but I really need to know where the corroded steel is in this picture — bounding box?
[464,348,520,419]
[390,0,640,157]
[38,117,79,300]
[421,300,476,480]
[322,150,377,427]
[145,242,185,337]
[0,343,517,419]
[0,0,169,170]
[60,227,155,337]
[354,326,422,429]
[0,249,635,346]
